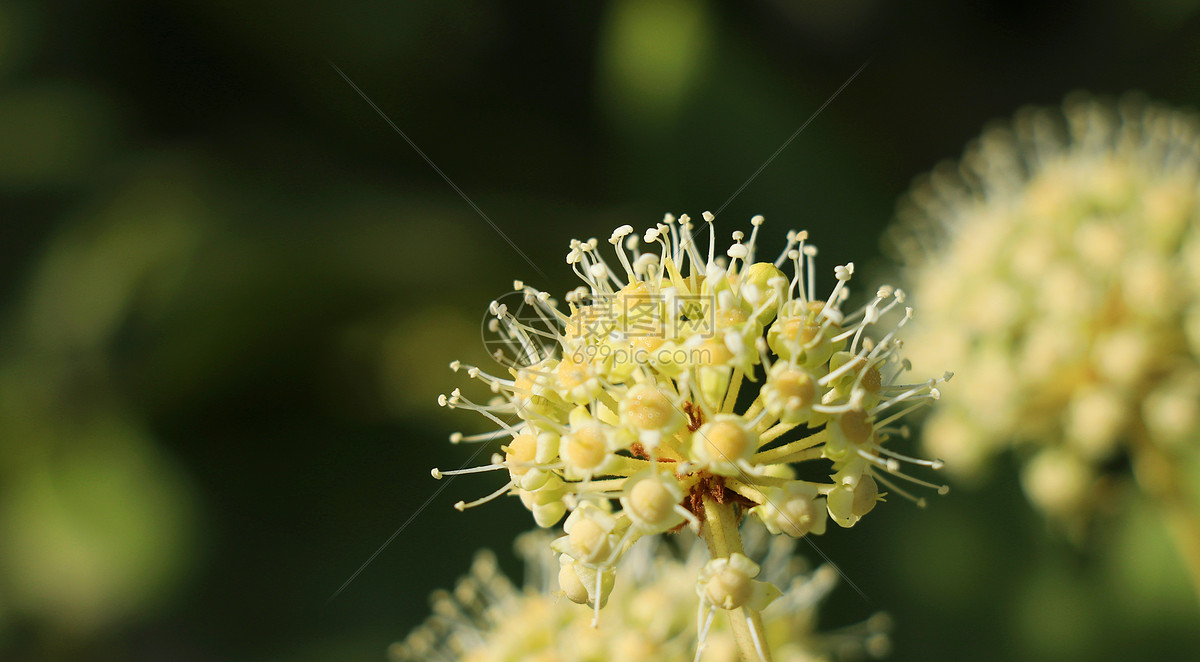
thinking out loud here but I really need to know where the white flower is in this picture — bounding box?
[436,213,948,638]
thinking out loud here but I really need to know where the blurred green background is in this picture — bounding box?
[2,1,1199,660]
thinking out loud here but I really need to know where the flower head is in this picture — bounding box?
[391,528,891,662]
[437,212,948,623]
[889,93,1200,526]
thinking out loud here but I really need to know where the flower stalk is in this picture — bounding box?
[701,494,773,662]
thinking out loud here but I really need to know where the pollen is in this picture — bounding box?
[620,385,680,433]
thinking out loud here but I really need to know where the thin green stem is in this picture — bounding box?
[757,421,800,447]
[743,392,766,422]
[722,369,744,413]
[752,428,828,464]
[700,494,773,662]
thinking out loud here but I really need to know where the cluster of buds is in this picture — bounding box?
[436,212,949,627]
[890,93,1200,529]
[392,529,891,662]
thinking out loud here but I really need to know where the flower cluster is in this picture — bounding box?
[437,212,948,629]
[889,93,1200,526]
[391,527,891,662]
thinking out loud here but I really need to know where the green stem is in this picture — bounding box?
[753,428,828,463]
[742,392,766,422]
[757,421,799,446]
[700,494,773,662]
[722,368,744,413]
[1133,436,1200,607]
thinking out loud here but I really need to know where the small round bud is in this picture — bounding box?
[698,554,761,610]
[837,408,874,446]
[693,415,758,475]
[753,483,828,538]
[558,558,590,604]
[563,505,620,563]
[504,434,538,477]
[562,426,609,472]
[620,470,686,532]
[764,362,818,423]
[851,475,879,518]
[619,385,684,446]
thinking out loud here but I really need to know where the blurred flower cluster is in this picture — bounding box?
[392,527,890,662]
[890,94,1200,588]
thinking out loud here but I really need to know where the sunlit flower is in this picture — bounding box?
[436,212,947,654]
[889,93,1200,531]
[390,527,891,662]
